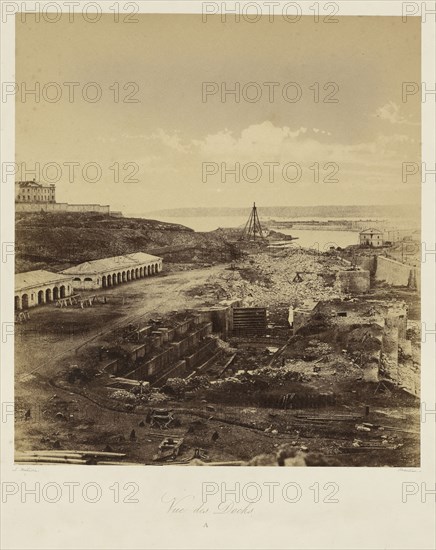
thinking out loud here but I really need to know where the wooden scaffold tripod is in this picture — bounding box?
[240,202,265,241]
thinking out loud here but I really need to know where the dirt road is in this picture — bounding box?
[14,263,420,467]
[15,265,222,379]
[15,265,230,452]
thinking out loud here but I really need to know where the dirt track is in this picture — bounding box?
[15,266,225,451]
[15,266,221,379]
[14,263,420,467]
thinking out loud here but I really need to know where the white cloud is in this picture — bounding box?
[90,121,419,206]
[193,121,331,162]
[188,121,415,170]
[150,129,189,153]
[193,122,310,159]
[373,101,418,126]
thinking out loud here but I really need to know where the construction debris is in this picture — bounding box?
[15,228,420,468]
[148,408,175,429]
[152,437,184,462]
[15,450,128,465]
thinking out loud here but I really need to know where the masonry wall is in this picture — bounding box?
[185,340,218,370]
[71,277,101,290]
[356,255,376,275]
[336,270,370,293]
[124,322,213,380]
[194,306,231,336]
[16,202,110,214]
[376,256,414,287]
[69,259,163,290]
[293,310,313,334]
[15,279,74,310]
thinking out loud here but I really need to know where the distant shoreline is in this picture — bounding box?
[140,204,420,220]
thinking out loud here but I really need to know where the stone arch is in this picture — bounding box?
[53,287,59,300]
[60,285,66,298]
[122,271,126,282]
[127,271,131,281]
[45,288,52,302]
[155,263,159,273]
[37,290,44,304]
[147,265,151,276]
[117,273,121,284]
[140,267,144,277]
[22,293,29,309]
[102,275,107,288]
[15,295,21,310]
[135,268,139,279]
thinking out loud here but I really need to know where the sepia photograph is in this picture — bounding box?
[2,3,435,550]
[11,12,424,468]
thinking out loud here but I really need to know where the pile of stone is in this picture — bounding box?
[208,250,345,306]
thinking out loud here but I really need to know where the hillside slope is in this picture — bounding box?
[15,212,231,273]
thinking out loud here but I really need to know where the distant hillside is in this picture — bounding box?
[15,212,231,273]
[146,204,420,220]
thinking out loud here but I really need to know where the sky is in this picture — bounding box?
[15,14,421,214]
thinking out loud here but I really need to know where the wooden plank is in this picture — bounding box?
[18,450,126,458]
[219,354,237,377]
[15,457,87,464]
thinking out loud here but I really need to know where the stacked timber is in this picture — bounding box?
[15,450,130,465]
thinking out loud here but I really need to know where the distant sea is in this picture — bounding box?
[134,214,361,249]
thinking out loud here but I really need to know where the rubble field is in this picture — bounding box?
[15,245,420,467]
[188,249,352,307]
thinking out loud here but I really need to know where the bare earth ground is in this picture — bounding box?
[15,264,420,467]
